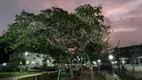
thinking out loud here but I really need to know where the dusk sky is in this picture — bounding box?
[0,0,142,48]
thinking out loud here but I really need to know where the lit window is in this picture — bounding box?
[32,61,36,64]
[47,60,50,63]
[26,61,29,64]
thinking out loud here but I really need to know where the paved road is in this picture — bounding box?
[0,73,42,80]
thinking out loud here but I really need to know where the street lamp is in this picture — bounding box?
[2,63,6,72]
[98,59,101,63]
[122,60,125,65]
[25,52,29,71]
[108,54,114,76]
[98,59,101,71]
[109,54,114,60]
[2,63,6,66]
[20,62,22,72]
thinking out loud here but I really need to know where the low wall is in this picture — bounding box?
[101,71,120,80]
[126,66,142,72]
[125,71,142,80]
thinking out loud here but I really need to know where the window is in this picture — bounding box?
[32,61,36,64]
[36,54,40,58]
[131,52,134,54]
[130,47,133,49]
[26,61,29,64]
[33,57,36,59]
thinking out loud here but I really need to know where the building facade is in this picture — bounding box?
[116,44,142,59]
[9,52,54,69]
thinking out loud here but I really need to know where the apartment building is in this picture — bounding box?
[9,52,54,69]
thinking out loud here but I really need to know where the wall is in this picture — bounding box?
[126,65,142,72]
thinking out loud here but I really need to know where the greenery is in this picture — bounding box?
[0,4,111,63]
[0,72,36,78]
[42,56,48,70]
[8,58,26,71]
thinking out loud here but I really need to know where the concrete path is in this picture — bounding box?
[0,73,42,80]
[80,71,105,80]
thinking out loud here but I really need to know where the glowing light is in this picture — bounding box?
[112,61,114,64]
[122,60,125,64]
[2,63,6,66]
[25,52,29,56]
[109,54,114,60]
[114,61,117,64]
[32,61,36,64]
[98,59,101,63]
[26,61,29,64]
[20,62,22,64]
[47,60,49,63]
[93,61,97,64]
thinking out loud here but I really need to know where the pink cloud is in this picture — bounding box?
[105,0,142,17]
[105,7,125,16]
[113,27,138,33]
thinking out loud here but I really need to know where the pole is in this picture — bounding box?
[111,60,114,76]
[57,69,61,80]
[90,66,94,80]
[138,58,140,66]
[98,63,100,72]
[87,54,94,80]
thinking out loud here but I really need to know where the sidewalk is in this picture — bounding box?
[62,69,106,80]
[79,70,105,80]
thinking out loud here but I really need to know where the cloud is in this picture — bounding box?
[105,0,142,17]
[113,27,138,33]
[110,28,142,47]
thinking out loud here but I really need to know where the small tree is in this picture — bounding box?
[9,58,26,71]
[42,57,48,70]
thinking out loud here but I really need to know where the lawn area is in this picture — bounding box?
[0,72,36,78]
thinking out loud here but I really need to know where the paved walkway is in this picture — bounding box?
[62,70,106,80]
[80,71,105,80]
[0,73,42,80]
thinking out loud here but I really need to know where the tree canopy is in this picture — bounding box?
[0,4,111,62]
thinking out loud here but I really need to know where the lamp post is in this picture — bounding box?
[122,60,125,73]
[20,62,22,72]
[25,52,29,71]
[2,63,6,72]
[122,60,125,66]
[109,54,114,76]
[98,59,101,72]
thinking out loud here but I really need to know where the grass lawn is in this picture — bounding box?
[0,72,36,78]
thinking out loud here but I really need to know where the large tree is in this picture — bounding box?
[1,4,111,63]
